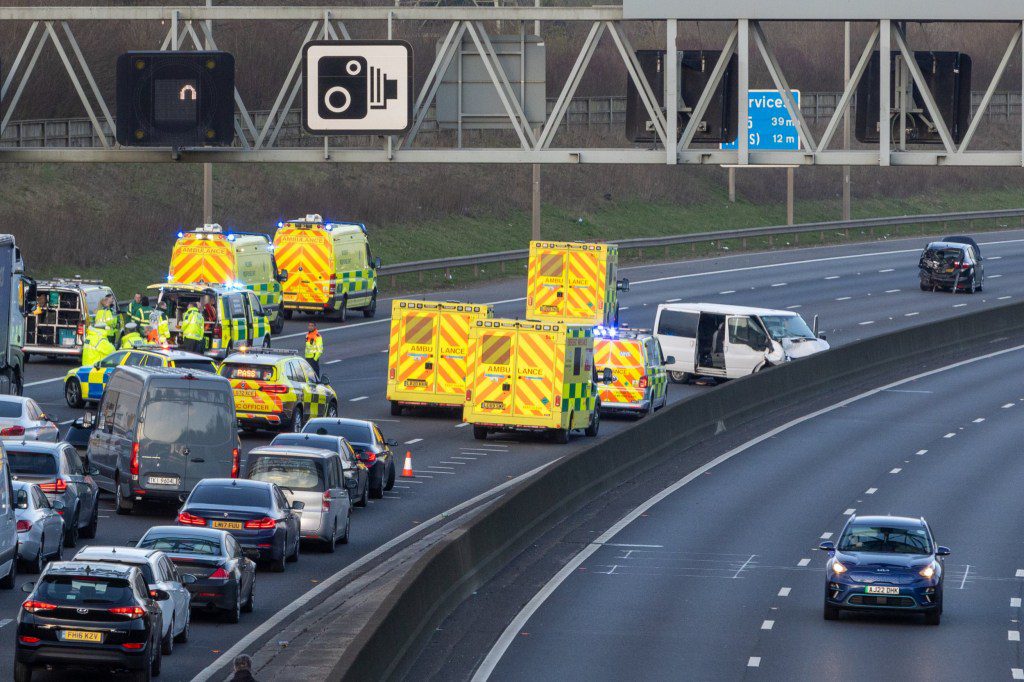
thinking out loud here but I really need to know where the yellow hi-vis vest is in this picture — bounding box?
[305,331,323,361]
[182,308,205,341]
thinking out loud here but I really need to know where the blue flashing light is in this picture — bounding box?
[277,221,284,229]
[166,274,174,282]
[176,231,184,239]
[594,325,618,338]
[227,233,236,242]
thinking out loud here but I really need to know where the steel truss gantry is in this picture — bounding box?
[0,5,1022,166]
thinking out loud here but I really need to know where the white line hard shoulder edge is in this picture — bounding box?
[470,341,1024,681]
[190,457,563,682]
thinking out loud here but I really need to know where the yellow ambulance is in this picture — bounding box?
[273,214,380,322]
[386,300,492,416]
[463,319,605,443]
[526,240,629,327]
[168,224,286,334]
[593,326,670,418]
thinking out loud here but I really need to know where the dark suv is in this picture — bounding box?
[15,561,166,682]
[918,240,984,293]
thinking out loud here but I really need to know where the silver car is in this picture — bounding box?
[73,546,195,655]
[7,441,99,547]
[0,396,58,442]
[13,481,64,573]
[245,446,352,551]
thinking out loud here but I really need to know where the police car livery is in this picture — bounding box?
[220,349,339,431]
[593,327,669,417]
[64,346,218,408]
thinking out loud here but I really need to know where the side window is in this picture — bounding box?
[224,535,238,558]
[226,295,246,319]
[112,393,138,437]
[330,458,341,488]
[25,399,42,421]
[365,245,373,268]
[728,317,751,345]
[299,361,317,384]
[143,355,164,368]
[657,310,699,338]
[572,347,582,375]
[63,448,83,475]
[343,443,357,466]
[247,292,264,316]
[277,487,289,510]
[372,426,385,445]
[33,487,49,508]
[162,558,177,582]
[97,391,119,431]
[287,361,305,383]
[99,351,128,368]
[123,352,147,367]
[134,573,148,599]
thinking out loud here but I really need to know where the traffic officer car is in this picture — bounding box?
[593,327,669,418]
[220,349,339,432]
[64,345,217,408]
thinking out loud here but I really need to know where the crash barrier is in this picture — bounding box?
[267,300,1024,680]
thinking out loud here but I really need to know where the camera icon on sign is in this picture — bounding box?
[317,56,399,120]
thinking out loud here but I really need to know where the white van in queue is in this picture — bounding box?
[654,303,829,382]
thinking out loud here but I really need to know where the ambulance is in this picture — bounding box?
[386,300,492,416]
[168,224,286,334]
[273,214,380,321]
[463,319,606,443]
[147,283,272,360]
[593,326,670,418]
[526,240,629,327]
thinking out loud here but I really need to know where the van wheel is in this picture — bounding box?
[261,335,272,349]
[271,309,285,334]
[325,521,337,553]
[390,401,403,417]
[115,476,134,515]
[337,296,348,323]
[340,513,350,544]
[65,378,85,409]
[63,510,79,547]
[363,290,377,318]
[161,620,174,655]
[553,427,570,445]
[668,371,691,384]
[920,279,931,291]
[585,409,600,437]
[356,482,368,508]
[473,425,488,441]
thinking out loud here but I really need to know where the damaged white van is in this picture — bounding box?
[653,303,829,383]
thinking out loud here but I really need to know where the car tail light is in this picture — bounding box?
[961,262,972,269]
[209,567,230,579]
[261,384,288,394]
[244,517,277,530]
[16,520,31,533]
[129,442,139,476]
[177,512,206,526]
[231,448,240,478]
[1,425,25,437]
[38,478,67,494]
[109,605,147,619]
[328,273,337,298]
[322,490,331,512]
[18,636,41,644]
[22,600,57,613]
[638,375,649,389]
[121,642,145,650]
[359,451,376,464]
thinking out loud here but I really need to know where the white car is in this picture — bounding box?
[12,481,64,573]
[72,546,196,654]
[0,396,58,441]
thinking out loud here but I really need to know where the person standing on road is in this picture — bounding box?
[229,654,257,682]
[120,322,143,349]
[305,322,323,378]
[94,295,118,342]
[148,301,169,344]
[201,294,217,322]
[82,323,114,366]
[127,293,147,326]
[182,302,206,354]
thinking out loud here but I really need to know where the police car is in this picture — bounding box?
[593,326,669,418]
[219,349,339,431]
[64,345,218,408]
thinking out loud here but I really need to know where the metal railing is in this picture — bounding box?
[377,207,1024,278]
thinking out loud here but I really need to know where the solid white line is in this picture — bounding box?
[732,554,756,579]
[890,468,902,474]
[666,298,682,303]
[905,312,919,317]
[455,422,470,428]
[472,342,1024,681]
[835,296,852,301]
[866,488,877,494]
[879,268,895,273]
[748,657,761,668]
[916,449,928,455]
[820,532,833,540]
[25,377,63,387]
[824,276,840,280]
[973,418,985,423]
[1003,403,1015,409]
[761,620,774,631]
[1010,630,1020,642]
[843,508,856,515]
[405,438,423,445]
[885,289,900,293]
[990,256,1004,260]
[719,290,736,295]
[778,587,791,597]
[797,558,811,567]
[392,485,411,490]
[989,274,1003,278]
[944,432,956,438]
[999,296,1013,300]
[191,458,562,682]
[953,303,967,308]
[1013,668,1024,680]
[771,282,787,287]
[1013,598,1022,608]
[786,304,801,309]
[349,396,368,402]
[603,543,664,548]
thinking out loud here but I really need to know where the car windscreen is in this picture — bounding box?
[759,315,816,341]
[306,422,372,445]
[189,484,271,509]
[272,433,340,453]
[248,455,324,492]
[221,363,275,381]
[35,575,133,606]
[838,525,932,555]
[141,387,233,445]
[138,535,222,557]
[0,401,23,418]
[174,359,218,374]
[7,451,57,476]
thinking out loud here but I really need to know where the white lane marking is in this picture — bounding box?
[866,488,877,494]
[472,445,511,450]
[455,422,470,428]
[349,396,368,402]
[732,554,756,579]
[748,657,761,668]
[25,377,63,387]
[820,532,833,540]
[603,543,663,548]
[393,485,411,490]
[1013,668,1024,680]
[835,296,852,301]
[1003,403,1016,409]
[943,432,956,438]
[425,469,455,475]
[879,268,895,273]
[797,558,811,567]
[719,290,736,295]
[786,305,802,309]
[771,282,787,287]
[917,449,928,455]
[890,468,901,474]
[953,303,967,308]
[59,419,75,425]
[843,508,856,515]
[825,275,840,280]
[405,438,423,445]
[778,587,791,597]
[1016,569,1024,578]
[761,620,774,631]
[905,312,919,317]
[999,296,1013,300]
[325,359,343,365]
[413,474,433,479]
[990,256,1003,260]
[884,389,932,394]
[989,274,1003,278]
[381,349,389,353]
[450,456,477,461]
[192,458,563,682]
[1010,630,1020,642]
[666,298,682,303]
[0,618,11,629]
[439,461,466,465]
[1013,598,1022,608]
[973,418,985,423]
[473,342,1024,681]
[885,289,900,293]
[619,307,630,311]
[859,321,875,326]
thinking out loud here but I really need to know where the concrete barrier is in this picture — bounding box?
[298,301,1024,680]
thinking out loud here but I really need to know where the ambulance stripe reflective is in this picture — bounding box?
[435,316,469,395]
[513,332,555,417]
[595,338,645,404]
[565,250,603,322]
[527,247,565,319]
[396,312,436,393]
[275,230,333,305]
[404,314,434,346]
[170,237,235,284]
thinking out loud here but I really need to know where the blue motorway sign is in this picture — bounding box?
[721,89,800,151]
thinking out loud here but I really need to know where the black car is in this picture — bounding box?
[176,479,303,573]
[304,417,397,499]
[820,515,949,625]
[15,561,166,682]
[271,431,370,507]
[136,526,257,624]
[918,240,984,293]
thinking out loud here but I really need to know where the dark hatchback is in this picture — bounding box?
[820,515,949,625]
[15,561,166,682]
[304,417,397,499]
[137,525,257,623]
[176,478,303,573]
[918,240,984,293]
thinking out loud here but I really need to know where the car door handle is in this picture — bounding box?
[190,458,205,463]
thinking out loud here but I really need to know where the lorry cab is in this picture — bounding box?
[168,223,285,334]
[273,214,379,321]
[654,303,829,383]
[147,283,272,360]
[24,278,118,360]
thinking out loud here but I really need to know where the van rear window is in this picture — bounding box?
[222,364,275,381]
[658,310,698,338]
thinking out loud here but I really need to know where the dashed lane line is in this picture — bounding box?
[1012,669,1024,680]
[1009,631,1020,642]
[761,620,774,631]
[748,657,761,668]
[778,587,791,597]
[797,558,811,567]
[866,488,877,494]
[405,438,423,445]
[719,290,736,295]
[349,396,368,402]
[859,321,875,326]
[786,304,801,309]
[944,432,956,438]
[879,268,895,273]
[843,508,856,515]
[890,468,902,474]
[1013,598,1022,608]
[1016,569,1024,578]
[917,449,928,455]
[835,296,852,301]
[820,532,833,540]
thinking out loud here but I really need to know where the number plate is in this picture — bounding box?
[865,585,900,595]
[404,379,427,387]
[481,401,504,410]
[148,476,178,486]
[212,520,243,530]
[61,630,103,643]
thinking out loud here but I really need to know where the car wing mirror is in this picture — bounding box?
[616,278,630,292]
[319,374,331,385]
[386,439,398,447]
[291,500,305,510]
[344,477,357,490]
[374,257,382,269]
[936,546,951,557]
[87,466,100,476]
[51,499,65,511]
[21,581,35,593]
[276,269,289,283]
[181,573,198,585]
[663,356,676,366]
[818,541,836,552]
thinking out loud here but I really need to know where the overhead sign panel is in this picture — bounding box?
[303,40,413,135]
[623,0,1022,20]
[721,89,800,151]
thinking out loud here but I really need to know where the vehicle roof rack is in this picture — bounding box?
[233,346,301,356]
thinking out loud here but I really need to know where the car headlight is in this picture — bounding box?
[919,563,937,579]
[831,560,848,575]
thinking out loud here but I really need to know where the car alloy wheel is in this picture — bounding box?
[291,407,304,432]
[65,379,84,408]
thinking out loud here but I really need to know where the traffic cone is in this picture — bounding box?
[401,451,415,478]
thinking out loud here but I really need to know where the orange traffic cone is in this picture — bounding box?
[401,451,415,478]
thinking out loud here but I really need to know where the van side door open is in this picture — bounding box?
[725,316,769,377]
[696,312,727,374]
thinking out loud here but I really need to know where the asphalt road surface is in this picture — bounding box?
[471,342,1024,681]
[4,229,1024,680]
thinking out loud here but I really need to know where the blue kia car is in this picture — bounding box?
[819,515,950,625]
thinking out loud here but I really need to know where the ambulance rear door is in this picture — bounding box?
[511,329,558,420]
[469,327,515,418]
[564,247,606,323]
[528,244,567,320]
[395,309,439,396]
